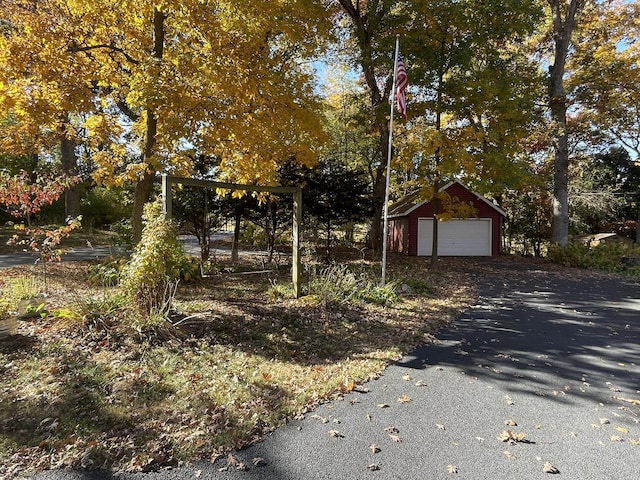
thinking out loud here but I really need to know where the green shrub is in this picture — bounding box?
[74,290,130,330]
[547,241,640,273]
[87,258,126,287]
[266,280,294,301]
[178,256,202,282]
[81,186,131,228]
[110,219,134,249]
[120,202,187,325]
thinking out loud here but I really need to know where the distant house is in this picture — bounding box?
[387,181,506,257]
[573,233,634,248]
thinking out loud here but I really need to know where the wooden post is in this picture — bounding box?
[292,188,302,298]
[161,174,172,219]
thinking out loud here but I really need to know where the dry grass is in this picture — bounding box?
[0,252,476,476]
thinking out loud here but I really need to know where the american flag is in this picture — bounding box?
[396,53,408,120]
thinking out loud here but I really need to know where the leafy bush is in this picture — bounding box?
[120,202,187,325]
[110,219,134,249]
[309,263,399,306]
[87,258,127,287]
[81,187,131,228]
[547,241,640,273]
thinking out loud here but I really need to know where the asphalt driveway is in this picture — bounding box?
[31,259,640,479]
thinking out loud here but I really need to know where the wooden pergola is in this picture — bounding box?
[161,174,302,298]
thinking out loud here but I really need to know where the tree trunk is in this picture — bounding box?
[132,170,155,243]
[547,0,586,246]
[430,194,440,270]
[132,8,165,244]
[636,206,640,246]
[430,73,444,270]
[232,208,241,262]
[59,118,81,219]
[337,0,392,257]
[369,155,388,256]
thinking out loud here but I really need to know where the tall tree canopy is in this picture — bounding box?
[0,0,332,241]
[569,0,640,157]
[396,0,543,265]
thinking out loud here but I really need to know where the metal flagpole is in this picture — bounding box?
[381,36,400,287]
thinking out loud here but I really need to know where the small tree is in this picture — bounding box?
[0,170,82,285]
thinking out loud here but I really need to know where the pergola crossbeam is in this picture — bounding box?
[161,174,302,298]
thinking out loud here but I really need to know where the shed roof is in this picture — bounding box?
[388,180,507,218]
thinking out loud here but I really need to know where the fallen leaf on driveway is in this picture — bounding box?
[366,464,380,471]
[398,394,411,403]
[369,444,381,454]
[543,461,559,474]
[498,429,527,443]
[447,464,458,474]
[613,396,640,406]
[328,430,343,438]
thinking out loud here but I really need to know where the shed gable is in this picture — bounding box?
[387,181,504,256]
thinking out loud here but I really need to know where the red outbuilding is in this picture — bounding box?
[387,180,506,256]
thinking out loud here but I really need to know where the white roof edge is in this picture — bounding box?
[390,180,507,218]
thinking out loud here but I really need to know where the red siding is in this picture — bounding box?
[388,182,504,256]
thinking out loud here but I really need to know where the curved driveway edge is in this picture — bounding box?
[30,259,640,479]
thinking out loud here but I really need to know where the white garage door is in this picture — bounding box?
[417,218,492,256]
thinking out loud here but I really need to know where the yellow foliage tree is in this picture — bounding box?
[569,0,640,157]
[0,0,331,241]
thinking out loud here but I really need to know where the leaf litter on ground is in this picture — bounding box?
[0,254,476,476]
